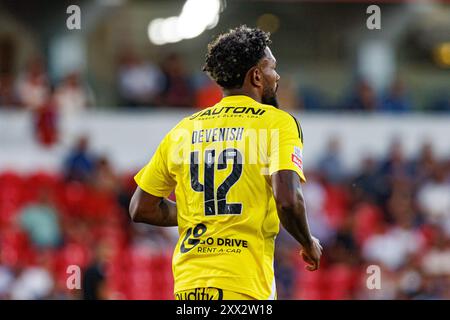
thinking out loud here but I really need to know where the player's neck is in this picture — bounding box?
[223,89,262,104]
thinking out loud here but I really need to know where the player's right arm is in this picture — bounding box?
[269,111,322,271]
[129,134,178,227]
[129,187,177,226]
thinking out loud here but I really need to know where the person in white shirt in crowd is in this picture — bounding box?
[54,72,93,116]
[16,57,50,110]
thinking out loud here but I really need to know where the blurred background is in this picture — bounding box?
[0,0,450,300]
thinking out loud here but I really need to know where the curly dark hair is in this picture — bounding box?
[202,25,272,89]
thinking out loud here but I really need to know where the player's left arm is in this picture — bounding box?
[269,111,322,271]
[129,187,177,226]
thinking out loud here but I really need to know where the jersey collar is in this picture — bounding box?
[220,95,258,104]
[220,95,277,109]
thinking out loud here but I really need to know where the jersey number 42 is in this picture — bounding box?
[190,148,243,216]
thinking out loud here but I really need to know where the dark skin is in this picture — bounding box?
[129,47,322,271]
[225,47,279,106]
[129,188,177,226]
[271,170,322,271]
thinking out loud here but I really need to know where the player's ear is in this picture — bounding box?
[249,66,263,88]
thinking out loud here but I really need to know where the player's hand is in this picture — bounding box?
[300,236,322,272]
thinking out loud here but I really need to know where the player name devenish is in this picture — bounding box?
[192,127,244,144]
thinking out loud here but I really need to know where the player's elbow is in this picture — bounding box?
[129,194,149,223]
[272,170,306,215]
[273,191,295,212]
[275,199,297,215]
[274,191,305,217]
[129,187,165,224]
[128,197,140,222]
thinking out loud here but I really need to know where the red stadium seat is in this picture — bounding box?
[323,264,357,300]
[295,268,325,299]
[0,227,34,267]
[0,171,23,188]
[323,184,350,229]
[58,181,90,217]
[353,203,384,246]
[0,172,25,220]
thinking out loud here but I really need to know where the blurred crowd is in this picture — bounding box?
[0,57,95,147]
[0,57,93,113]
[1,53,449,114]
[116,51,221,109]
[0,136,176,300]
[275,138,450,299]
[1,133,450,300]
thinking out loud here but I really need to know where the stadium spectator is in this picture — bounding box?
[411,142,437,186]
[159,53,194,108]
[378,140,412,205]
[117,51,163,107]
[328,215,359,266]
[63,136,96,183]
[380,78,413,113]
[352,155,383,204]
[82,242,112,300]
[417,162,450,235]
[318,136,345,184]
[297,87,327,111]
[54,72,92,116]
[18,188,62,249]
[420,226,450,276]
[362,218,424,271]
[9,256,54,300]
[429,90,450,112]
[274,245,297,299]
[94,156,119,193]
[33,90,59,147]
[346,79,379,111]
[15,57,50,110]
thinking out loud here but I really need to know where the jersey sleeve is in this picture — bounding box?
[134,135,176,198]
[268,112,306,182]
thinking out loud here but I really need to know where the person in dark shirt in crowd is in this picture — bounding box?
[82,242,112,300]
[117,50,163,107]
[346,79,379,111]
[352,155,383,205]
[159,53,194,107]
[63,136,95,183]
[429,90,450,112]
[318,137,345,184]
[381,78,412,113]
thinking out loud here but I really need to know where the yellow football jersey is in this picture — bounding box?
[134,95,305,300]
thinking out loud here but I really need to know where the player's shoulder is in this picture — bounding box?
[259,103,300,125]
[260,105,303,142]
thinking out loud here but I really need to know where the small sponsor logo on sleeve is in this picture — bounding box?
[294,146,303,158]
[292,146,303,170]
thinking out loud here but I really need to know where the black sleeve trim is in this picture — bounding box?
[289,114,303,144]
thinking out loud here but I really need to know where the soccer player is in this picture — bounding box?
[129,25,322,300]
